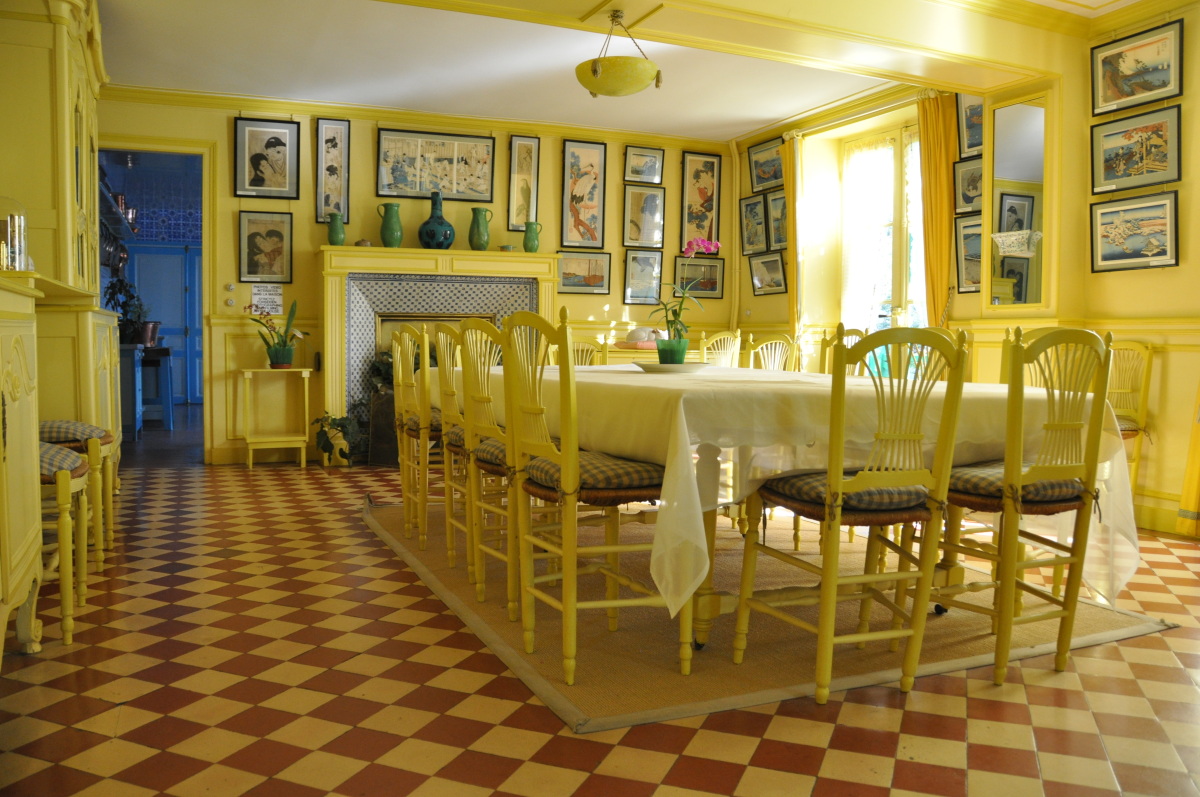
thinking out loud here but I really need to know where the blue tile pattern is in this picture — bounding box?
[345,273,538,411]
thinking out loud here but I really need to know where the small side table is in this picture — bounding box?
[141,347,174,430]
[241,368,312,468]
[119,344,144,438]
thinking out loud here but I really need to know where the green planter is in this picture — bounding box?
[267,345,295,369]
[656,338,689,364]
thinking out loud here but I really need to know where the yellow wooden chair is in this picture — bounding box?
[1108,340,1153,492]
[819,327,867,375]
[918,327,1113,685]
[39,442,92,645]
[460,318,520,617]
[733,324,968,704]
[393,325,442,551]
[745,332,799,371]
[548,338,610,366]
[433,324,470,571]
[39,421,112,560]
[698,329,741,367]
[506,308,693,685]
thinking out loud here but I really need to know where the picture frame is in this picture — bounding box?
[315,118,350,223]
[766,189,787,251]
[739,194,768,256]
[234,117,300,200]
[376,128,495,201]
[998,193,1035,234]
[1091,105,1181,194]
[623,184,665,248]
[681,151,720,247]
[624,145,664,184]
[508,135,539,231]
[952,157,983,213]
[674,255,724,300]
[956,94,983,158]
[749,252,787,296]
[747,137,784,193]
[623,249,663,305]
[561,139,606,249]
[954,213,982,293]
[1090,190,1178,273]
[1091,20,1184,115]
[557,250,611,295]
[239,211,292,284]
[999,256,1029,303]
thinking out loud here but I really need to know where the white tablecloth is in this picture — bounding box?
[435,364,1140,616]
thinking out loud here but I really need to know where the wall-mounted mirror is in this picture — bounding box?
[989,100,1044,306]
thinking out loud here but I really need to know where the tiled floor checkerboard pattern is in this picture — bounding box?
[3,463,1200,796]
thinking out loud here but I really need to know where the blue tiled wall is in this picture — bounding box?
[100,151,202,244]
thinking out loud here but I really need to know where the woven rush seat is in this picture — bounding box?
[39,442,88,483]
[1117,416,1141,437]
[948,460,1083,508]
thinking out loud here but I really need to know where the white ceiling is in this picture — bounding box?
[96,0,1117,142]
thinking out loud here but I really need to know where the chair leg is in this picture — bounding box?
[54,472,75,646]
[813,514,842,705]
[732,494,764,665]
[605,509,620,631]
[87,439,104,568]
[678,587,694,676]
[74,488,89,607]
[103,454,116,550]
[560,497,579,686]
[992,506,1021,685]
[503,480,519,623]
[900,512,944,692]
[517,480,537,655]
[1055,499,1094,671]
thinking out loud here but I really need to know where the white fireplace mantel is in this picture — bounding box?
[320,245,560,414]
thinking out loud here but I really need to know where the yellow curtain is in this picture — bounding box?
[782,131,801,336]
[918,91,956,328]
[1177,377,1200,536]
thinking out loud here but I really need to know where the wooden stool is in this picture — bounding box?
[40,421,115,554]
[39,442,90,645]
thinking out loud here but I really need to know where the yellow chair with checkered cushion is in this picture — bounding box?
[1108,340,1152,493]
[39,442,91,645]
[40,421,112,557]
[433,323,470,572]
[698,329,741,367]
[733,325,968,705]
[506,308,693,685]
[393,325,442,551]
[919,327,1113,685]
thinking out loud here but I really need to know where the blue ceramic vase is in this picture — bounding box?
[418,191,455,249]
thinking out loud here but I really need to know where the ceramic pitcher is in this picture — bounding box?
[326,212,345,246]
[522,220,542,253]
[377,203,402,248]
[468,207,493,251]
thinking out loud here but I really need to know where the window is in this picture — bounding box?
[840,124,926,330]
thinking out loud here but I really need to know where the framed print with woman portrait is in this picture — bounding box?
[239,211,292,283]
[508,135,539,230]
[623,249,663,305]
[623,184,665,248]
[316,118,350,223]
[624,145,664,184]
[561,139,606,249]
[235,118,300,200]
[1091,20,1184,115]
[998,193,1035,233]
[681,151,719,247]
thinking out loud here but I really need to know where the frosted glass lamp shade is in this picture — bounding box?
[576,56,659,97]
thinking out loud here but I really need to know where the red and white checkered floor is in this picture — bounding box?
[3,463,1200,796]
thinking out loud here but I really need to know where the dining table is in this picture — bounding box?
[434,363,1140,629]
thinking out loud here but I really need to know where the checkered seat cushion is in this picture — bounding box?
[403,407,442,434]
[474,436,507,467]
[40,420,112,446]
[444,424,466,450]
[763,471,929,511]
[1117,417,1141,434]
[526,451,665,492]
[39,442,88,483]
[949,461,1082,503]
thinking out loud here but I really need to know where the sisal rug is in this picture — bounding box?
[362,498,1172,734]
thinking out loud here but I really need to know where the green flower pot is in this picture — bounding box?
[656,338,689,364]
[267,345,295,369]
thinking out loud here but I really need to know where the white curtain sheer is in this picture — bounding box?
[840,134,895,330]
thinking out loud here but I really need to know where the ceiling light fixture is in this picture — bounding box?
[575,10,661,98]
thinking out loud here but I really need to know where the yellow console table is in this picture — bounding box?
[241,368,312,468]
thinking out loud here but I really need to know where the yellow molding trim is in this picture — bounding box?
[1092,0,1197,37]
[923,0,1088,36]
[1142,488,1184,502]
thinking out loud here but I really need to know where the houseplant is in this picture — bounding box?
[102,274,151,344]
[245,299,304,368]
[312,411,366,466]
[650,237,719,363]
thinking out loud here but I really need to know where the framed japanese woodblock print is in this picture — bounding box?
[623,249,662,305]
[739,194,768,256]
[557,251,610,295]
[1090,190,1177,273]
[239,211,292,283]
[999,256,1029,303]
[624,145,664,184]
[235,118,300,200]
[674,255,723,300]
[562,139,606,249]
[954,213,982,293]
[623,184,665,249]
[998,193,1035,233]
[681,151,719,247]
[376,128,495,201]
[953,157,983,213]
[749,252,786,296]
[1091,105,1181,194]
[766,189,787,251]
[1091,20,1184,115]
[316,118,350,223]
[957,94,983,158]
[747,137,784,193]
[508,135,539,231]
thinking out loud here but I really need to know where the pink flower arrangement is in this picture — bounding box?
[682,237,720,259]
[651,238,720,340]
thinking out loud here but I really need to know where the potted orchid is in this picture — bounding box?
[650,237,719,363]
[245,300,305,368]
